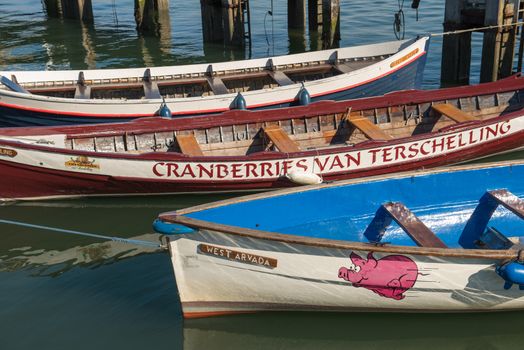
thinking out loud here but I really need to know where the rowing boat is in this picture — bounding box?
[154,160,524,318]
[0,37,429,126]
[0,75,523,200]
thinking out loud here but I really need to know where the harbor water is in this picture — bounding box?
[1,0,524,349]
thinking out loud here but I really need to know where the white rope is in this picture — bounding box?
[431,21,524,37]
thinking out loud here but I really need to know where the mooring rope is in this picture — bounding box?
[0,219,165,249]
[431,21,524,37]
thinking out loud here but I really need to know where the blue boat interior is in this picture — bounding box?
[184,164,524,249]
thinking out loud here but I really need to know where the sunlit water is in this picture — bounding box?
[1,1,524,349]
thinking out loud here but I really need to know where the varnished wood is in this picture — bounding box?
[382,202,448,248]
[432,103,477,123]
[348,113,393,140]
[176,134,204,156]
[263,125,301,153]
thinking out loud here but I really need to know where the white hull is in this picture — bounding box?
[0,37,428,118]
[169,231,524,317]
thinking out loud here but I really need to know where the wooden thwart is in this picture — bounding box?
[486,189,524,219]
[384,202,448,248]
[347,113,392,140]
[268,71,295,86]
[263,125,301,153]
[176,134,204,156]
[364,202,448,248]
[432,103,477,123]
[206,77,230,95]
[143,81,162,99]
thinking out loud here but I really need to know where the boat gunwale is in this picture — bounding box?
[159,159,524,260]
[0,108,521,163]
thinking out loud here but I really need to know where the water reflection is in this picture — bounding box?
[184,311,523,350]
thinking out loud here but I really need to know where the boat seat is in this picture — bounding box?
[347,113,392,140]
[206,77,229,95]
[460,189,524,249]
[75,85,91,99]
[143,81,162,99]
[175,134,204,156]
[0,75,30,94]
[364,202,448,248]
[268,71,294,86]
[74,71,92,99]
[263,125,301,153]
[432,103,477,123]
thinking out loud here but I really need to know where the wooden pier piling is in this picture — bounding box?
[60,0,93,22]
[134,0,171,37]
[42,0,62,18]
[288,0,306,29]
[480,0,519,82]
[442,0,521,86]
[201,0,246,47]
[307,0,340,49]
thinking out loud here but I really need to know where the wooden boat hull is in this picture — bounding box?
[157,162,524,317]
[0,37,428,127]
[170,232,522,317]
[0,112,522,200]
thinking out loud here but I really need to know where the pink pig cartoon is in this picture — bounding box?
[338,252,418,300]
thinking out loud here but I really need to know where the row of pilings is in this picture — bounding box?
[41,0,340,49]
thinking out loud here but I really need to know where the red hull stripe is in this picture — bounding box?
[0,51,426,118]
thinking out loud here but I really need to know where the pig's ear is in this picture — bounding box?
[349,252,363,264]
[366,252,378,268]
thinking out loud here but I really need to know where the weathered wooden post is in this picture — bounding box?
[135,0,171,37]
[288,0,306,29]
[42,0,62,18]
[480,0,519,82]
[321,0,340,49]
[288,0,306,53]
[200,0,246,47]
[441,0,472,86]
[60,0,93,22]
[442,0,520,86]
[307,0,340,50]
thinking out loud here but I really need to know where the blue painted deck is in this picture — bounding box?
[186,164,524,248]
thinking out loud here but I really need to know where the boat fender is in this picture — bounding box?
[157,98,172,118]
[153,219,195,235]
[496,251,524,290]
[286,170,322,185]
[232,92,247,110]
[297,84,311,106]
